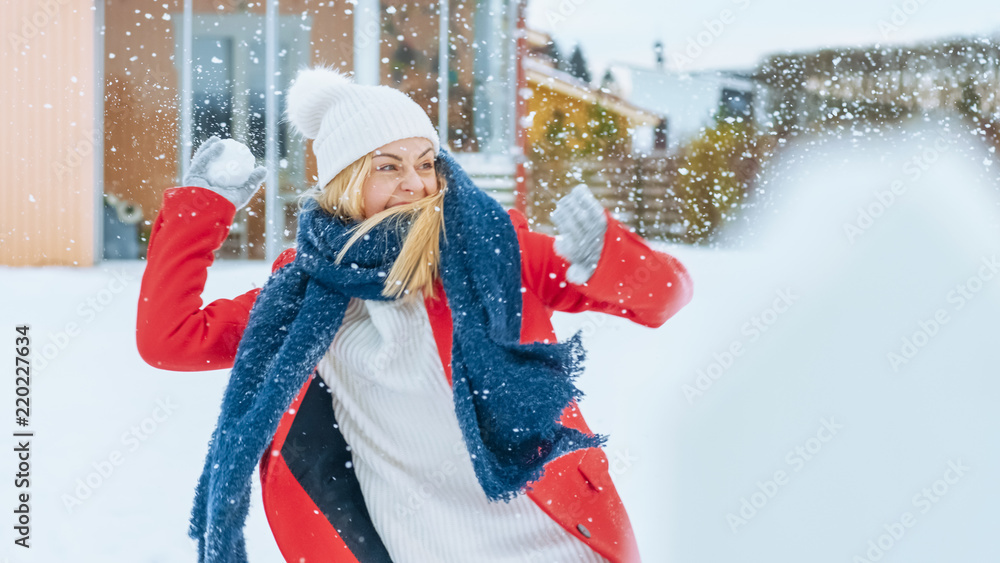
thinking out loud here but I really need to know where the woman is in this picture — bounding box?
[136,67,693,563]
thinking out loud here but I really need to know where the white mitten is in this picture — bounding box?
[183,136,267,211]
[551,184,608,284]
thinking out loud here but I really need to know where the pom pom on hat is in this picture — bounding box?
[285,65,441,189]
[285,66,352,140]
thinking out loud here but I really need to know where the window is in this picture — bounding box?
[175,11,309,258]
[720,88,754,120]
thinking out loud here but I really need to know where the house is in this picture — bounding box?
[1,0,526,266]
[522,29,662,159]
[520,28,665,225]
[607,62,771,153]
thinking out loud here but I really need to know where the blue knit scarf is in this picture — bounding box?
[187,149,605,562]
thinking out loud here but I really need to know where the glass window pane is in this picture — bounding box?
[379,1,441,132]
[192,37,234,145]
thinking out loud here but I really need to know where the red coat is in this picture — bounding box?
[137,186,693,563]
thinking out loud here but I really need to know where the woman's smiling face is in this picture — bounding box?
[362,137,438,217]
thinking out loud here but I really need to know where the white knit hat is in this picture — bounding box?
[285,66,441,189]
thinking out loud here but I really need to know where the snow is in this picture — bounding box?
[206,139,257,188]
[1,263,284,561]
[1,121,998,561]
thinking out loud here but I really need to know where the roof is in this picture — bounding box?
[524,58,662,126]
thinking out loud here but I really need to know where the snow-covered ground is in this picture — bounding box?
[2,119,999,562]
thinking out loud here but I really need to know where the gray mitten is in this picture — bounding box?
[183,136,267,211]
[551,184,608,284]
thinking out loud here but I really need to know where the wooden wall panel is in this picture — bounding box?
[1,0,97,266]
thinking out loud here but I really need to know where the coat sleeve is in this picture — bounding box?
[509,208,692,328]
[135,186,297,371]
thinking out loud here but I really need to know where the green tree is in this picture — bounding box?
[600,69,616,91]
[567,45,592,84]
[673,112,758,243]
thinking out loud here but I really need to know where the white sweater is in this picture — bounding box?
[315,295,609,563]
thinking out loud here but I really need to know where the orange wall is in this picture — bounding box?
[0,0,97,266]
[103,0,183,229]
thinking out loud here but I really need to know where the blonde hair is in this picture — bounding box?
[297,151,447,301]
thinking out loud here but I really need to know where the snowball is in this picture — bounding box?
[206,139,256,187]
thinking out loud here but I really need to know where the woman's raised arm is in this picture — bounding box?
[136,186,297,370]
[511,203,693,328]
[135,137,290,371]
[136,187,286,370]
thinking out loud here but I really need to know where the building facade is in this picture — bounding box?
[2,0,526,266]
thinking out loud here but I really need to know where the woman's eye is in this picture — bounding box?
[378,162,431,172]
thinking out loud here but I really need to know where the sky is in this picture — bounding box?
[526,0,1000,76]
